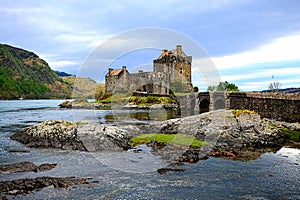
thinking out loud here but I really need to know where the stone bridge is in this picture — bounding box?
[177,92,300,122]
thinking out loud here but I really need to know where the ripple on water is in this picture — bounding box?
[275,147,300,165]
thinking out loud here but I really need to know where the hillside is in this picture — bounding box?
[0,44,74,99]
[62,76,105,99]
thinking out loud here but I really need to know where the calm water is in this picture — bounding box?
[0,100,299,199]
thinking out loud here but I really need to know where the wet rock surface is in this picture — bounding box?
[145,140,211,164]
[58,100,72,108]
[7,149,30,153]
[157,168,185,174]
[11,120,87,151]
[0,162,57,174]
[143,110,288,160]
[0,176,90,196]
[10,120,140,152]
[76,123,139,151]
[10,110,295,163]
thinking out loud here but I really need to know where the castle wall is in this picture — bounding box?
[106,45,193,95]
[105,75,118,94]
[115,72,131,92]
[172,62,192,92]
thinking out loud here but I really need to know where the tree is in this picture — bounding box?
[207,81,239,91]
[268,81,280,92]
[224,81,239,91]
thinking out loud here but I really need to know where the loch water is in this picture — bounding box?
[0,100,299,199]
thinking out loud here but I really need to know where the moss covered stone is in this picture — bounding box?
[281,128,300,142]
[130,133,208,148]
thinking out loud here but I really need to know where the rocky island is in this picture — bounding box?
[10,109,300,164]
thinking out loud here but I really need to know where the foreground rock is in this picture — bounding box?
[10,109,295,162]
[77,123,139,151]
[11,120,87,151]
[142,109,287,160]
[0,162,56,174]
[58,100,72,108]
[0,176,91,196]
[11,120,139,151]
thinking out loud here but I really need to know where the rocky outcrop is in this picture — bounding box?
[0,176,91,196]
[11,120,86,151]
[76,124,139,151]
[143,109,285,160]
[0,162,56,174]
[10,110,291,162]
[11,120,140,151]
[58,100,109,109]
[58,101,72,108]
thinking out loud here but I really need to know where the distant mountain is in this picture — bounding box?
[0,44,105,100]
[55,71,74,77]
[261,87,300,94]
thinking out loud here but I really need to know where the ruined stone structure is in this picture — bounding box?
[105,45,192,95]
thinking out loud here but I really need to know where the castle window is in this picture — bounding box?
[180,68,183,74]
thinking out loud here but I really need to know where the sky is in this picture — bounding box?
[1,0,300,91]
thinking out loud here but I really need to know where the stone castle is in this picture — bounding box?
[105,45,193,95]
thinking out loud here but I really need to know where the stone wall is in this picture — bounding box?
[227,92,300,122]
[197,92,300,122]
[176,93,199,117]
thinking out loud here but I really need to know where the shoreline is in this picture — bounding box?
[1,106,299,198]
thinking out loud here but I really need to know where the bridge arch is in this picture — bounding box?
[199,99,210,113]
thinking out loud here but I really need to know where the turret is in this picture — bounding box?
[176,45,182,57]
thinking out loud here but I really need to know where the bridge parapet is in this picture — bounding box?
[197,91,299,122]
[226,92,300,122]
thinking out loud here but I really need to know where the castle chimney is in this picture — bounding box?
[176,45,182,57]
[122,66,126,72]
[162,49,168,53]
[109,68,113,74]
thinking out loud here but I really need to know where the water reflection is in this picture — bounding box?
[102,109,179,125]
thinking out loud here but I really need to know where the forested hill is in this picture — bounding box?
[0,44,74,99]
[0,44,106,100]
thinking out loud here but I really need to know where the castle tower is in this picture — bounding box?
[176,45,182,57]
[153,45,192,93]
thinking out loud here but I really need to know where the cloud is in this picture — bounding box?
[48,60,80,70]
[0,7,41,13]
[1,0,300,91]
[221,67,300,82]
[211,33,300,69]
[239,78,300,91]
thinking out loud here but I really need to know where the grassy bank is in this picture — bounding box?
[130,133,209,148]
[97,93,177,107]
[281,128,300,142]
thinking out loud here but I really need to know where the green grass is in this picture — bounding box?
[281,128,300,142]
[130,133,209,148]
[98,94,177,106]
[173,92,195,97]
[97,95,112,104]
[128,96,176,106]
[97,93,130,104]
